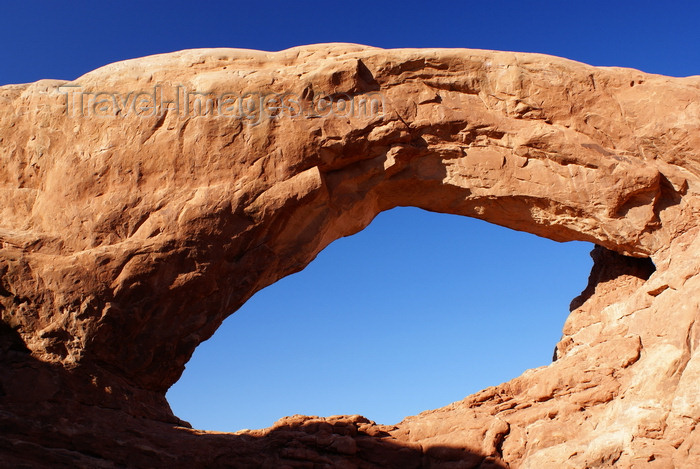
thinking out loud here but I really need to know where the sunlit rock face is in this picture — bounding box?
[0,44,698,468]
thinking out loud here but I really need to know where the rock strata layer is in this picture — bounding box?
[0,44,698,468]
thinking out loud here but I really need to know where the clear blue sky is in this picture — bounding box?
[3,1,697,431]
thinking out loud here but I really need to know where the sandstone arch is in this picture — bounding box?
[0,44,698,467]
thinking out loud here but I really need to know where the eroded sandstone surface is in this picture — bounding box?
[0,44,698,468]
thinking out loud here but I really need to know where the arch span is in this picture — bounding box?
[1,45,698,466]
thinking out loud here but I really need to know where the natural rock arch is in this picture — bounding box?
[0,44,698,467]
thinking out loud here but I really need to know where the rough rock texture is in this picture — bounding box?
[0,44,698,468]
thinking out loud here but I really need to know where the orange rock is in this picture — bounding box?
[0,44,698,467]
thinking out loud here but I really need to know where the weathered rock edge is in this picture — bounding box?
[0,44,698,468]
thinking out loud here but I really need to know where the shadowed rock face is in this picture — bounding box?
[0,44,698,467]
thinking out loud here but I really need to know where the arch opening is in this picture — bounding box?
[166,207,595,432]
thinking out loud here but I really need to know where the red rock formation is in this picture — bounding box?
[0,44,698,467]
